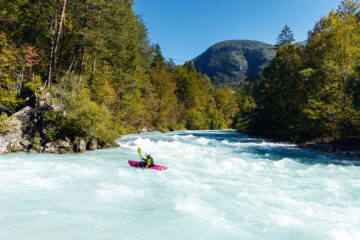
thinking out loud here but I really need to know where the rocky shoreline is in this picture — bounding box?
[0,105,118,154]
[0,91,120,155]
[299,138,360,159]
[1,104,359,158]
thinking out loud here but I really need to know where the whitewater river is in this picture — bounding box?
[0,130,359,240]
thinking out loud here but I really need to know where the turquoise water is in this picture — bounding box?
[1,130,360,240]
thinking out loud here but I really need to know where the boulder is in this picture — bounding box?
[75,138,86,153]
[56,139,73,153]
[43,146,59,154]
[19,138,31,149]
[29,148,40,154]
[89,139,98,151]
[13,107,34,132]
[0,107,34,154]
[57,139,71,149]
[59,148,70,154]
[45,142,52,148]
[140,127,149,132]
[37,91,63,112]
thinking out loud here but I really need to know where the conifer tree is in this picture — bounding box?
[275,25,295,48]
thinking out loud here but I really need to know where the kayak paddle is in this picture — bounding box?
[137,147,143,168]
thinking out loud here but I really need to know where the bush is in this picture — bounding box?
[186,107,225,130]
[60,89,118,143]
[31,132,42,152]
[0,112,18,134]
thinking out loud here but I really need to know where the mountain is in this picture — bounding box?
[193,40,276,87]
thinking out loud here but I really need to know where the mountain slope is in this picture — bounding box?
[193,40,276,87]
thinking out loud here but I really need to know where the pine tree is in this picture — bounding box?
[275,25,295,48]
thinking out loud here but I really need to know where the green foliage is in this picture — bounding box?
[234,82,257,131]
[186,107,225,130]
[61,90,118,143]
[193,40,276,87]
[0,32,21,112]
[7,142,20,152]
[149,48,178,130]
[0,112,9,133]
[42,110,63,142]
[215,87,239,127]
[0,0,235,149]
[31,132,42,152]
[275,25,295,48]
[0,112,18,134]
[245,0,360,142]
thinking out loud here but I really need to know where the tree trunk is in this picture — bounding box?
[46,0,58,87]
[47,0,67,87]
[56,28,66,75]
[77,46,86,89]
[89,53,97,87]
[76,4,90,90]
[67,46,80,75]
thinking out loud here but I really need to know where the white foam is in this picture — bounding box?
[221,139,297,148]
[331,229,360,240]
[1,130,359,240]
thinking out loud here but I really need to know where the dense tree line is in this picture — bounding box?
[2,0,357,148]
[0,0,237,145]
[236,0,360,143]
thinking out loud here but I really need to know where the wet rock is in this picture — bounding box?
[89,139,98,151]
[0,107,34,154]
[57,139,71,149]
[20,138,31,149]
[44,146,59,154]
[140,127,149,132]
[75,138,86,153]
[29,149,39,154]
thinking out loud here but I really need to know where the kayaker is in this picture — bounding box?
[141,154,154,168]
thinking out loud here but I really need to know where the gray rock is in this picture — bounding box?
[43,146,60,154]
[0,106,35,154]
[57,139,71,149]
[89,139,97,150]
[37,91,63,112]
[59,148,71,154]
[45,142,52,148]
[20,138,31,148]
[79,139,86,152]
[13,107,34,132]
[29,149,39,154]
[75,138,86,153]
[141,127,149,132]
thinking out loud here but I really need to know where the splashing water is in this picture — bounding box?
[0,130,359,240]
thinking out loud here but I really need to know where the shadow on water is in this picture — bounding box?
[172,130,360,167]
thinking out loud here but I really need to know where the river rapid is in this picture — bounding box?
[0,130,359,240]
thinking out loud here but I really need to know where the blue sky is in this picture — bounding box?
[133,0,342,64]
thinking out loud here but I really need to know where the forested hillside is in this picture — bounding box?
[235,0,360,148]
[0,0,238,153]
[1,0,359,154]
[193,40,276,87]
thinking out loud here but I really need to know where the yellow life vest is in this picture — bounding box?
[144,157,153,168]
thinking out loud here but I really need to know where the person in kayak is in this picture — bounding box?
[141,154,154,168]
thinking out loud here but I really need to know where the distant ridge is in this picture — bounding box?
[193,40,276,87]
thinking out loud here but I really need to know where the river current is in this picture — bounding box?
[0,130,359,240]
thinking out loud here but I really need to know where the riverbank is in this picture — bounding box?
[299,138,360,159]
[2,120,360,159]
[0,91,121,154]
[0,105,119,154]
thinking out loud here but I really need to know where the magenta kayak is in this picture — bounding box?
[128,160,168,170]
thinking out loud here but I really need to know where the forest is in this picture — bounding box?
[0,0,359,150]
[0,0,236,149]
[237,0,360,145]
